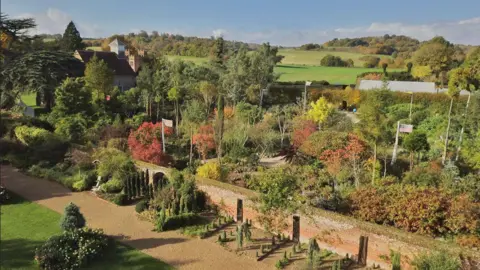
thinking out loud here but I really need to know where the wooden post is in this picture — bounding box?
[236,199,243,223]
[292,215,300,243]
[357,236,369,266]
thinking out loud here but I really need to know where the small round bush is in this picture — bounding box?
[135,199,149,213]
[61,203,86,231]
[196,162,228,182]
[112,193,127,206]
[73,179,88,191]
[101,177,123,193]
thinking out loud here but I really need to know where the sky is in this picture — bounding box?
[2,0,480,46]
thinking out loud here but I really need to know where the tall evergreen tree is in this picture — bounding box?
[62,21,84,52]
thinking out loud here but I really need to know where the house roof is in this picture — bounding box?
[358,80,437,93]
[109,38,125,47]
[76,50,135,76]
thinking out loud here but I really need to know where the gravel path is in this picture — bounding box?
[0,165,270,270]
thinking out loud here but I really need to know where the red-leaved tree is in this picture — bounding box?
[192,124,216,160]
[292,118,317,149]
[319,133,366,187]
[127,122,173,165]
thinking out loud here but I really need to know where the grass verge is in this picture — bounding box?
[0,192,173,270]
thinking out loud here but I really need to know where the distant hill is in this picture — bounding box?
[83,33,259,58]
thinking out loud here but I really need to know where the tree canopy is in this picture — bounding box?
[61,21,85,52]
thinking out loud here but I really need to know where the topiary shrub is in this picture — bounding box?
[135,199,149,213]
[111,193,128,206]
[35,228,109,270]
[196,162,228,182]
[158,213,203,231]
[100,177,123,193]
[61,203,86,231]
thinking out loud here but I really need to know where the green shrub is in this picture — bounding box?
[14,125,55,147]
[106,138,128,151]
[412,251,461,270]
[73,179,88,191]
[101,177,123,193]
[54,114,88,143]
[35,228,109,270]
[61,203,86,231]
[196,162,228,182]
[112,193,128,206]
[159,213,203,231]
[28,165,73,188]
[69,171,96,191]
[135,199,149,213]
[180,224,209,238]
[93,147,136,180]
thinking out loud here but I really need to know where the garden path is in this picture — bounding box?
[0,165,271,270]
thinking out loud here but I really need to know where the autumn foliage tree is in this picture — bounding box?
[193,124,216,160]
[128,122,173,165]
[292,118,317,149]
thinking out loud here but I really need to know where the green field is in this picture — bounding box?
[79,47,395,84]
[165,55,208,65]
[0,193,172,270]
[277,48,390,67]
[275,65,402,84]
[86,46,103,51]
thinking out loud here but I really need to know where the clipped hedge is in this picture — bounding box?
[135,199,149,213]
[162,213,203,231]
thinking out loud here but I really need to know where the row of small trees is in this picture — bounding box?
[124,170,167,201]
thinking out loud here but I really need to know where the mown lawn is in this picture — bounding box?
[19,93,38,108]
[275,64,403,84]
[86,46,103,51]
[0,193,173,270]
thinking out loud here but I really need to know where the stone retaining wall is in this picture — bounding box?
[198,184,426,270]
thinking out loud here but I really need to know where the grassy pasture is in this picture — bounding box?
[0,193,172,270]
[86,46,103,51]
[275,65,403,84]
[277,48,391,67]
[165,55,209,64]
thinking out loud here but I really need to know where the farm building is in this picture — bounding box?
[358,80,470,95]
[74,39,146,90]
[358,80,436,93]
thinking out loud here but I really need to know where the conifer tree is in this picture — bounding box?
[136,173,142,197]
[60,202,86,231]
[62,21,84,52]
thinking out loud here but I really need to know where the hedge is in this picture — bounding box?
[162,213,203,231]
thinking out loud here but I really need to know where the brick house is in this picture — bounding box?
[74,39,145,90]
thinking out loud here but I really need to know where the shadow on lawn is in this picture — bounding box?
[0,238,43,269]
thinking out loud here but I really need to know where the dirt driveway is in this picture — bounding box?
[0,165,271,270]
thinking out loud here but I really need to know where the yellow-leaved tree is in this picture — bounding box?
[306,97,334,130]
[412,65,432,80]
